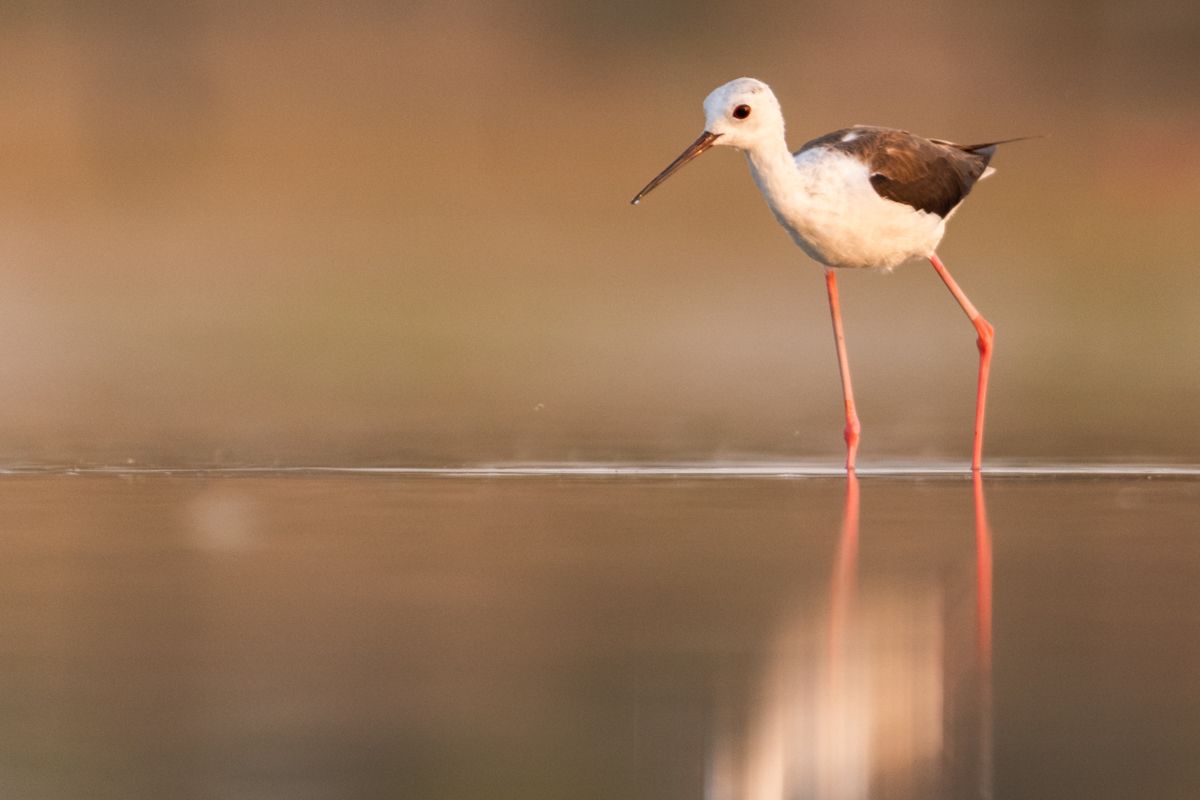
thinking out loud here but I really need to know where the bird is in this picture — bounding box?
[631,77,1030,472]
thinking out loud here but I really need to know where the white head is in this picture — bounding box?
[631,77,785,204]
[701,77,785,150]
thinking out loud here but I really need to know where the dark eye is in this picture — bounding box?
[732,104,751,120]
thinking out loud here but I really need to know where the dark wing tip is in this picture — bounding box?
[959,134,1045,152]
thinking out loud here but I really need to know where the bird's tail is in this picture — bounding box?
[958,135,1044,154]
[955,135,1043,179]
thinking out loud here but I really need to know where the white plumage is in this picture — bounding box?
[755,146,948,270]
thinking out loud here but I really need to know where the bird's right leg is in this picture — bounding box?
[824,268,861,472]
[929,252,993,472]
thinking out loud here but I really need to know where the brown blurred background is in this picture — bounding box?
[0,0,1197,467]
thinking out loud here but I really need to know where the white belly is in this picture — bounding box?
[752,149,947,270]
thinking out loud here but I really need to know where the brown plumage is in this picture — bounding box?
[795,127,1017,218]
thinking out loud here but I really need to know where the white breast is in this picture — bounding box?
[754,149,947,270]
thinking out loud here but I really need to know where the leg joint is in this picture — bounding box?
[975,317,995,354]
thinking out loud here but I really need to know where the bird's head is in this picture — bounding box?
[702,77,785,150]
[631,77,785,205]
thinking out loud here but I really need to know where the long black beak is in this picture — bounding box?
[630,131,722,205]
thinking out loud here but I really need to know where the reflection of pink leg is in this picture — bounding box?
[824,269,861,472]
[929,253,994,472]
[827,474,860,672]
[973,472,993,666]
[974,471,994,795]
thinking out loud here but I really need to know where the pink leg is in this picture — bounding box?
[824,269,861,472]
[929,253,994,471]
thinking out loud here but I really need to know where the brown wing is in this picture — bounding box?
[796,127,996,218]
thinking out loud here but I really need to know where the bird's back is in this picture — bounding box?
[795,126,996,219]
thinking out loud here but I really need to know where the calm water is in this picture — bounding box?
[1,472,1198,799]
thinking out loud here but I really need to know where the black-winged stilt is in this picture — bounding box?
[632,77,1030,472]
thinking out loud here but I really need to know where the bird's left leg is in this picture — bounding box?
[929,252,994,472]
[824,268,861,472]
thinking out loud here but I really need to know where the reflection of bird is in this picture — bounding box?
[633,77,1031,472]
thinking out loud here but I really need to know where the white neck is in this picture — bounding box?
[742,134,803,216]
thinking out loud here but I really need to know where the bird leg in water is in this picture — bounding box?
[824,269,861,471]
[929,253,994,471]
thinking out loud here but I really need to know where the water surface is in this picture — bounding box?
[1,473,1197,799]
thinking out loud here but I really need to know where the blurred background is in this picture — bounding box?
[0,0,1197,467]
